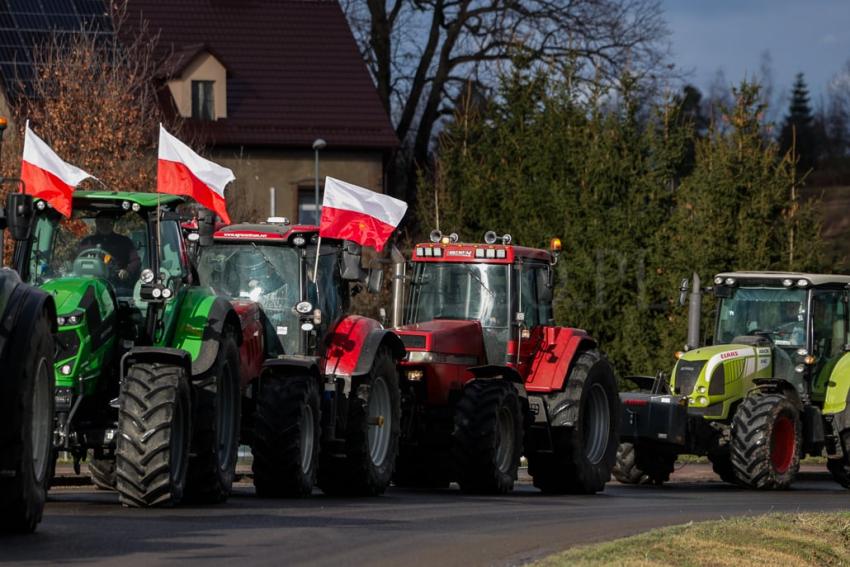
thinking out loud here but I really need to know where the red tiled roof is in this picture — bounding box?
[126,0,398,150]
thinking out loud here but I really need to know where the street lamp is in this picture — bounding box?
[312,138,326,224]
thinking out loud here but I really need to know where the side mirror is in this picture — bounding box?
[367,267,383,294]
[197,208,215,247]
[7,193,34,242]
[678,277,689,307]
[341,240,367,281]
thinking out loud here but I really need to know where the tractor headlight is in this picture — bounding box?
[161,288,173,299]
[782,278,794,287]
[433,247,443,257]
[295,301,313,314]
[416,247,425,257]
[36,200,46,210]
[140,268,155,284]
[475,248,485,258]
[724,277,736,286]
[132,203,141,212]
[60,364,72,376]
[406,369,424,381]
[301,322,315,332]
[151,287,162,299]
[495,249,506,259]
[293,236,306,246]
[67,314,79,325]
[121,200,131,210]
[57,316,66,326]
[797,279,810,288]
[486,249,496,259]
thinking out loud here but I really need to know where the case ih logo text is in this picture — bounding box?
[720,351,739,360]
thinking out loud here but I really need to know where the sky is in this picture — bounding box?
[662,0,850,111]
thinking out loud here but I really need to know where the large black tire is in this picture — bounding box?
[707,444,737,484]
[0,314,54,533]
[730,393,801,489]
[528,350,619,494]
[612,442,676,485]
[452,380,523,493]
[115,363,192,507]
[88,457,116,491]
[185,332,241,503]
[318,347,401,496]
[252,373,321,497]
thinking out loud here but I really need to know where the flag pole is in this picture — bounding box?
[313,235,321,283]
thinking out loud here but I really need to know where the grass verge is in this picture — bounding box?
[534,512,850,566]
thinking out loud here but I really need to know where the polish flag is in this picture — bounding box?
[319,177,407,251]
[21,121,94,217]
[157,125,234,224]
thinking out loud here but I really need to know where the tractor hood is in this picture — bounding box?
[41,277,114,319]
[396,319,486,359]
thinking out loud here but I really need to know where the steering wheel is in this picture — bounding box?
[75,247,129,280]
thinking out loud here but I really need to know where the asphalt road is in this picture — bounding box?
[3,466,850,566]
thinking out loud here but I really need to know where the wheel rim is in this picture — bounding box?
[771,414,796,474]
[583,383,611,465]
[300,403,315,474]
[494,403,516,474]
[170,390,187,486]
[31,356,52,484]
[367,376,391,467]
[216,361,238,471]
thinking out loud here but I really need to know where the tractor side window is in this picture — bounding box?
[518,265,541,328]
[158,220,189,285]
[812,291,847,360]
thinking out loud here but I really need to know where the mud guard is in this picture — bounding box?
[467,364,525,385]
[262,355,322,384]
[173,295,242,377]
[0,270,56,363]
[323,315,405,383]
[120,347,193,381]
[525,327,596,393]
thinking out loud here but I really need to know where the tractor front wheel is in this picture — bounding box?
[185,332,241,503]
[252,373,321,497]
[88,456,116,490]
[0,314,54,532]
[318,346,401,496]
[116,363,192,507]
[529,350,619,494]
[612,442,676,485]
[453,379,523,493]
[730,393,801,489]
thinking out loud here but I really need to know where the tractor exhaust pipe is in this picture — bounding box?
[686,272,701,350]
[390,245,405,328]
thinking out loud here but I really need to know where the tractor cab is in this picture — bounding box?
[196,219,372,356]
[400,230,558,376]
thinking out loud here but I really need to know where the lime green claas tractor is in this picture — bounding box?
[14,191,243,507]
[616,271,850,489]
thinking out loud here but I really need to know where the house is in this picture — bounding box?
[0,0,398,223]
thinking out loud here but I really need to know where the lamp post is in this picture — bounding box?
[312,138,326,224]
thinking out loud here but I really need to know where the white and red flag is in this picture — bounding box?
[319,177,407,251]
[21,121,94,217]
[157,125,234,223]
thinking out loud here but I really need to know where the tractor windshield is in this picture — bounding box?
[28,210,148,297]
[197,244,301,353]
[408,262,510,328]
[715,287,808,347]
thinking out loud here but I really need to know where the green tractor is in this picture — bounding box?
[617,271,850,489]
[0,190,56,532]
[15,191,243,507]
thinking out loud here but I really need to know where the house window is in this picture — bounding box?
[192,80,215,120]
[298,186,323,225]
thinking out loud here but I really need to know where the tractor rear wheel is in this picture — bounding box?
[453,379,523,493]
[0,314,54,533]
[185,332,241,503]
[529,350,619,494]
[318,347,400,496]
[730,393,801,489]
[252,373,321,497]
[612,442,676,485]
[115,363,191,507]
[88,457,116,490]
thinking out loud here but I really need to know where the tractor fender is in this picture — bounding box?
[171,292,242,377]
[120,346,193,381]
[466,365,529,409]
[0,271,56,363]
[823,352,850,423]
[323,315,405,378]
[750,377,803,408]
[525,326,597,393]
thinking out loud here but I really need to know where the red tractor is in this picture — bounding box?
[392,231,619,493]
[195,219,405,497]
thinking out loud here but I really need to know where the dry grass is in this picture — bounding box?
[534,513,850,567]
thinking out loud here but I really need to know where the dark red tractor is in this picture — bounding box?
[392,231,619,493]
[195,219,405,497]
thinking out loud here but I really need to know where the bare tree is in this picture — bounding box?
[343,0,672,200]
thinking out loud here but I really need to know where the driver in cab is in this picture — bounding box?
[79,212,141,282]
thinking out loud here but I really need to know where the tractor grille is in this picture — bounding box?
[400,334,427,349]
[673,360,705,395]
[56,330,81,362]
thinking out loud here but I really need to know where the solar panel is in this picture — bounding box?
[0,0,111,98]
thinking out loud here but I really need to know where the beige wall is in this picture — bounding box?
[212,147,386,223]
[167,53,228,120]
